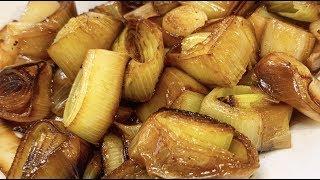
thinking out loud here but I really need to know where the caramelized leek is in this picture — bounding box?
[129,109,259,178]
[255,52,320,121]
[7,120,91,179]
[136,67,208,122]
[124,2,160,21]
[0,61,52,122]
[305,42,320,72]
[260,19,315,63]
[91,1,126,21]
[48,12,122,80]
[114,122,142,142]
[167,15,257,87]
[112,19,164,102]
[0,121,20,175]
[51,69,72,117]
[266,1,320,22]
[106,159,151,179]
[20,1,60,23]
[200,86,293,151]
[102,133,125,175]
[310,19,320,41]
[162,5,208,37]
[153,1,180,15]
[180,1,238,19]
[170,90,205,113]
[83,151,103,179]
[63,50,129,144]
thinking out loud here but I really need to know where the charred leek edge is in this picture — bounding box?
[124,2,159,21]
[255,52,320,122]
[180,1,238,19]
[90,1,126,22]
[129,109,259,178]
[310,20,320,41]
[106,159,151,179]
[136,67,209,122]
[162,5,208,37]
[51,69,72,117]
[83,151,103,179]
[170,90,205,113]
[102,133,125,175]
[168,16,257,87]
[63,49,128,144]
[0,61,52,122]
[8,120,91,179]
[266,1,320,22]
[9,1,76,59]
[260,18,315,63]
[48,12,122,80]
[199,86,263,148]
[114,122,142,142]
[0,121,20,175]
[112,19,165,102]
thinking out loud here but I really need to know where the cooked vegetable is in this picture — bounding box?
[114,122,142,142]
[255,52,320,121]
[7,120,91,179]
[112,19,164,102]
[153,1,180,15]
[0,61,52,122]
[51,69,72,117]
[0,25,20,68]
[167,15,257,87]
[247,6,280,44]
[0,121,20,175]
[200,85,293,151]
[102,132,125,176]
[305,42,320,72]
[83,151,103,179]
[265,1,320,22]
[232,1,259,17]
[310,19,320,41]
[180,1,238,19]
[129,109,259,178]
[114,106,135,123]
[9,1,76,59]
[91,1,127,21]
[63,49,128,144]
[170,90,205,113]
[136,67,208,122]
[106,159,151,179]
[124,2,160,21]
[162,5,208,37]
[48,12,122,80]
[260,18,315,63]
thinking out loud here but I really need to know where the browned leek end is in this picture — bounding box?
[63,50,129,144]
[51,69,72,117]
[254,52,320,121]
[10,1,76,59]
[106,159,151,179]
[112,19,164,102]
[0,61,52,122]
[0,121,20,175]
[258,104,293,152]
[305,42,320,72]
[136,67,208,122]
[162,5,207,37]
[180,1,238,20]
[48,12,122,80]
[168,15,257,87]
[7,120,91,179]
[83,151,103,179]
[129,109,259,178]
[91,1,127,21]
[170,90,205,113]
[260,19,315,63]
[124,2,160,21]
[102,132,125,176]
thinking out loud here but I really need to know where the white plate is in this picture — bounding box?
[0,1,320,179]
